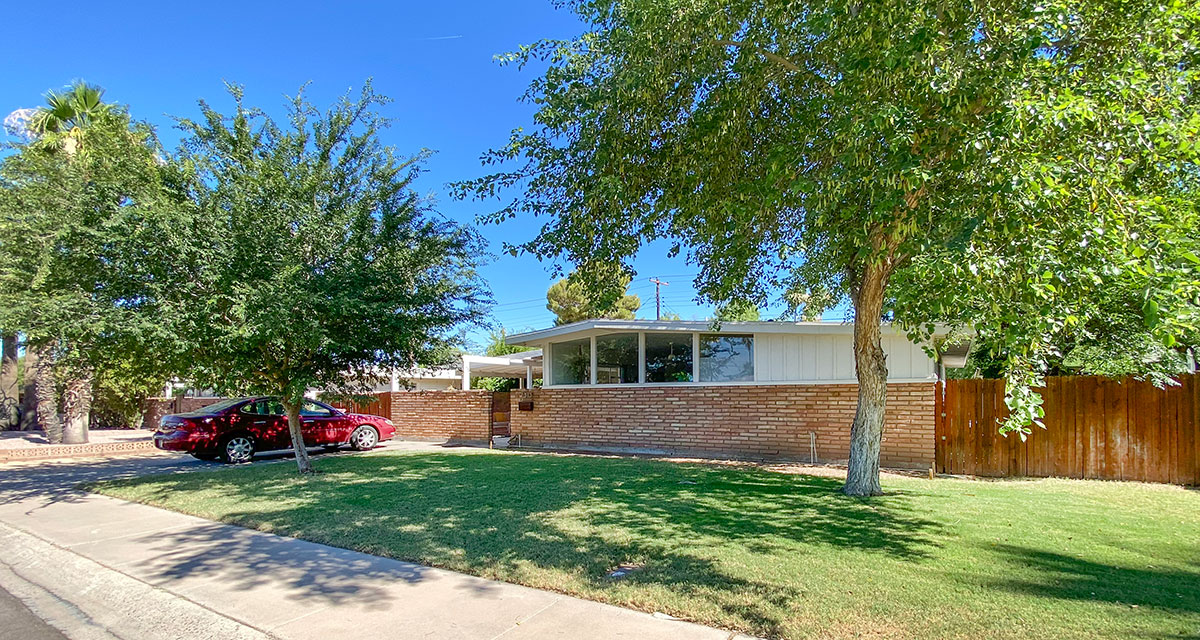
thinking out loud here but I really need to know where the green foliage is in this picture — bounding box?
[714,300,759,322]
[459,0,1200,442]
[89,359,166,428]
[953,284,1197,387]
[0,107,183,383]
[29,81,114,137]
[484,327,535,356]
[546,268,641,325]
[474,328,538,390]
[472,376,518,392]
[167,82,487,470]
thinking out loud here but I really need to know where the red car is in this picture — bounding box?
[154,397,396,463]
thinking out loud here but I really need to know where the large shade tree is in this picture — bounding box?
[458,1,1200,495]
[169,83,487,473]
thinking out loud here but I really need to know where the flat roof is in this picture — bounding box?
[507,319,940,346]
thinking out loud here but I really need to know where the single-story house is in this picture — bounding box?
[370,367,463,392]
[500,319,962,468]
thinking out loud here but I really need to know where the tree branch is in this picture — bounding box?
[712,40,805,75]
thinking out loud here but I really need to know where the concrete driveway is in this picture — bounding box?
[0,447,750,640]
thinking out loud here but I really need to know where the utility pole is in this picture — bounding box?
[649,278,669,320]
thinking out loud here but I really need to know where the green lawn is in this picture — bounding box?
[90,450,1200,640]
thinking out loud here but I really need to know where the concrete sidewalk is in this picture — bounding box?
[0,455,748,640]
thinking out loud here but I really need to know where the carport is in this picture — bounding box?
[460,350,543,390]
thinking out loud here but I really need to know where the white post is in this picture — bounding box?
[462,357,471,390]
[390,369,400,392]
[638,332,646,384]
[526,365,533,389]
[692,332,701,382]
[589,336,598,384]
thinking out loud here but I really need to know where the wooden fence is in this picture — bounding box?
[326,393,393,419]
[935,375,1198,484]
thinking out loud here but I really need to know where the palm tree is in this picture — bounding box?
[19,81,114,443]
[29,82,112,137]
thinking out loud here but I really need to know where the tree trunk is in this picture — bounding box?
[31,344,63,443]
[0,334,18,429]
[61,370,92,444]
[281,398,315,474]
[19,343,38,431]
[843,257,892,497]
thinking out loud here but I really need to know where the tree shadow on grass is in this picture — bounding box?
[92,451,944,636]
[982,544,1200,616]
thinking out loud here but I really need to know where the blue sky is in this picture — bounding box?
[1,1,831,349]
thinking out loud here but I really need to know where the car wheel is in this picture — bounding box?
[220,435,256,464]
[348,426,378,451]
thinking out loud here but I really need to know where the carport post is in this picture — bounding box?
[526,365,533,389]
[461,357,471,390]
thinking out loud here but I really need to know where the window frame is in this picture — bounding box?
[697,333,755,383]
[642,331,697,384]
[548,337,592,386]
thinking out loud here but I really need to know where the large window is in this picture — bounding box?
[595,333,638,384]
[550,338,591,385]
[645,333,694,383]
[699,334,754,382]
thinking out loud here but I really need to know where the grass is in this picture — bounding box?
[90,450,1200,640]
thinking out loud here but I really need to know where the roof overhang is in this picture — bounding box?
[507,319,951,346]
[461,350,543,378]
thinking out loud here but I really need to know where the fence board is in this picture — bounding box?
[326,392,392,419]
[936,374,1198,485]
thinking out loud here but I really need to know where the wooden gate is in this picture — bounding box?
[936,375,1199,484]
[491,391,511,437]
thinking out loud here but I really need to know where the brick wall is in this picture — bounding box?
[140,397,227,429]
[509,383,936,469]
[387,391,491,443]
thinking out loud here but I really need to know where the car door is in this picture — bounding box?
[238,399,290,450]
[300,400,340,445]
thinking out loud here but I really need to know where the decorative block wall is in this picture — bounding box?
[509,383,936,469]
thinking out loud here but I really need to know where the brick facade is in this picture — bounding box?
[141,397,226,430]
[509,383,936,469]
[387,391,492,443]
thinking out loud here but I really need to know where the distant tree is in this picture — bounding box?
[0,97,178,443]
[484,327,535,357]
[547,268,641,325]
[459,1,1199,495]
[714,300,759,322]
[474,328,536,392]
[169,83,486,473]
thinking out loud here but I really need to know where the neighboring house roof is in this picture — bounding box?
[398,368,461,381]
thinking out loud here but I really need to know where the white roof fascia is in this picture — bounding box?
[507,319,948,346]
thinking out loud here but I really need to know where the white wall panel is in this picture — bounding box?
[753,331,935,382]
